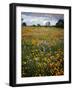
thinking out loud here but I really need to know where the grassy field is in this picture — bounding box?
[21,26,64,77]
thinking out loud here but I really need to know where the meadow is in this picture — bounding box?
[21,26,64,77]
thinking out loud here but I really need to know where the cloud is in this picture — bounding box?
[21,12,64,26]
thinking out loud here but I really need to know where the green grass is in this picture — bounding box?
[21,26,64,77]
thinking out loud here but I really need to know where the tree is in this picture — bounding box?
[37,24,41,27]
[56,19,64,28]
[22,22,27,26]
[32,24,36,27]
[45,22,50,26]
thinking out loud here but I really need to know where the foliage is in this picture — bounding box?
[37,24,41,27]
[56,19,64,28]
[46,22,50,26]
[22,22,27,26]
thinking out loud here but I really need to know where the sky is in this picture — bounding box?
[21,12,64,26]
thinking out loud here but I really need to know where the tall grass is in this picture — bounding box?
[21,26,64,77]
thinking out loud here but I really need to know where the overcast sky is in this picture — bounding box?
[21,12,64,26]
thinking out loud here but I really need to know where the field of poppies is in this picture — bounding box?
[21,26,64,77]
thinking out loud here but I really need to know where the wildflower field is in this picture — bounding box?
[21,26,64,77]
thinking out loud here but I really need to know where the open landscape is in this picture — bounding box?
[21,26,64,77]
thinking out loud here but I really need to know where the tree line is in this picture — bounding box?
[22,19,64,28]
